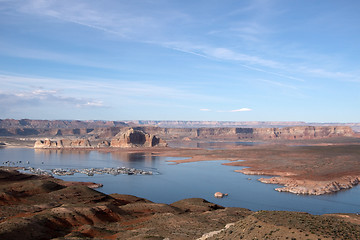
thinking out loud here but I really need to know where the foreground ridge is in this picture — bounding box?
[0,168,359,240]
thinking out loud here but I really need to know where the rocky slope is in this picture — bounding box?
[0,168,359,240]
[206,211,360,240]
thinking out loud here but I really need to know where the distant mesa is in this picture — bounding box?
[110,128,167,148]
[34,139,91,149]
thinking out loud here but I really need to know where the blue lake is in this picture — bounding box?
[1,147,360,215]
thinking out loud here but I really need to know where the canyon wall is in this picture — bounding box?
[138,126,355,140]
[251,126,354,140]
[1,119,356,141]
[127,120,360,132]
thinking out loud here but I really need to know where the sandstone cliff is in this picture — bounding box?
[127,120,360,132]
[251,126,354,140]
[1,121,356,142]
[110,128,167,148]
[137,125,355,140]
[34,139,92,149]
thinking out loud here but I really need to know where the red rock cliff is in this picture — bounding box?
[110,128,167,148]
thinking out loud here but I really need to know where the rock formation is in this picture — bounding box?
[33,129,167,149]
[110,128,167,148]
[258,175,360,195]
[34,139,92,149]
[126,120,360,132]
[1,118,357,141]
[252,126,355,140]
[136,125,355,141]
[214,192,228,198]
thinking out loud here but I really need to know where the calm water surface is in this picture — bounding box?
[1,147,359,215]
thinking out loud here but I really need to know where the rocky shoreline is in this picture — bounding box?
[23,166,156,177]
[260,175,360,195]
[236,169,360,195]
[2,159,156,178]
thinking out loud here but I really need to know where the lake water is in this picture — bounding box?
[1,147,360,215]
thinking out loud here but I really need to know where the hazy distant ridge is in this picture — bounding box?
[126,120,360,132]
[0,119,128,129]
[1,119,359,132]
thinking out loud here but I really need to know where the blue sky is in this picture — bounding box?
[0,0,359,122]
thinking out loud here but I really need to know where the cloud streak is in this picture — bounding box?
[230,108,252,112]
[0,73,227,108]
[4,0,358,84]
[8,0,305,82]
[0,88,106,112]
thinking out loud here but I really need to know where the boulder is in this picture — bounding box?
[214,192,224,198]
[214,192,228,198]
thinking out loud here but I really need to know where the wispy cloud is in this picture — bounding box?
[200,108,211,111]
[0,73,227,108]
[230,108,252,112]
[297,66,360,82]
[260,79,298,89]
[205,47,281,69]
[161,41,305,82]
[7,0,357,84]
[7,0,304,82]
[17,0,187,40]
[0,88,106,111]
[77,100,104,108]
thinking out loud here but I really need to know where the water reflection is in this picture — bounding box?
[30,149,162,170]
[109,152,160,169]
[109,152,156,161]
[35,149,91,158]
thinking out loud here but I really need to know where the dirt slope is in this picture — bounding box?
[0,168,359,239]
